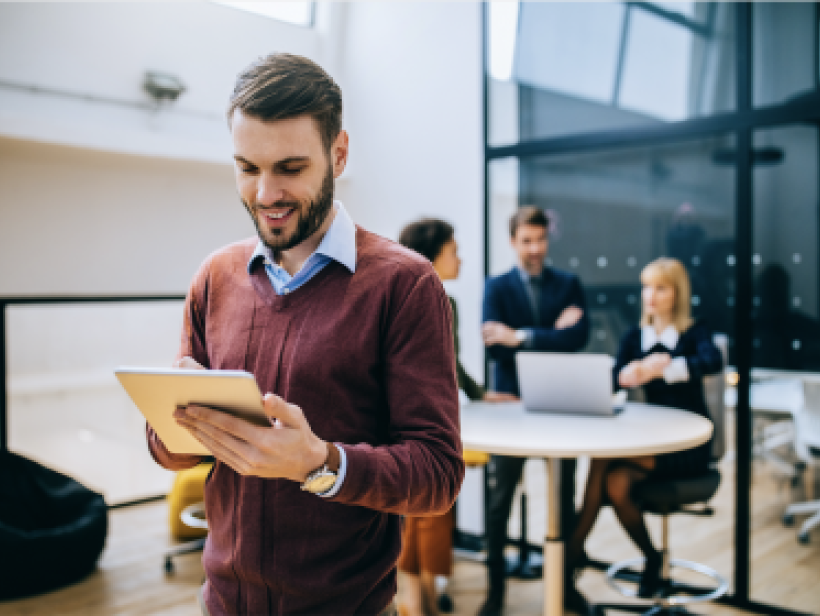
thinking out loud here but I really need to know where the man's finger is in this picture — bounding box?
[263,393,304,428]
[187,427,249,474]
[177,414,256,465]
[176,356,205,370]
[185,404,261,443]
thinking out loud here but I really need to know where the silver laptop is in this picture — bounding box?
[515,353,624,416]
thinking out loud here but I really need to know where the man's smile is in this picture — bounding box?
[260,208,296,227]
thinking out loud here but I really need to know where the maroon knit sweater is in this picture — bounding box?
[147,227,464,615]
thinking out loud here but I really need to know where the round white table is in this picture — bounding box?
[460,401,713,616]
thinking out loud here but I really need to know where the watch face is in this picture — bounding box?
[307,474,336,494]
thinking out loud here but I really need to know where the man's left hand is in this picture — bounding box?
[174,393,327,483]
[482,321,521,348]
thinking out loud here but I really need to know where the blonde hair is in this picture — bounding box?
[639,257,693,332]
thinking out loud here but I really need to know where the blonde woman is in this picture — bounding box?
[565,258,723,602]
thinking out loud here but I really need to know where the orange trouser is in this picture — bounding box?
[397,508,455,576]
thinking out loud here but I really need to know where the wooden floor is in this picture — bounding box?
[2,456,818,616]
[3,404,820,616]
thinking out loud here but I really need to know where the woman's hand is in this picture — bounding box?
[618,361,645,389]
[642,353,672,381]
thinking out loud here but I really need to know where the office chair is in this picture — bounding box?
[596,334,730,615]
[782,379,820,544]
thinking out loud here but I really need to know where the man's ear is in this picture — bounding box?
[331,130,349,179]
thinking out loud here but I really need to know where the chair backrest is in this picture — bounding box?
[797,379,820,458]
[703,333,728,462]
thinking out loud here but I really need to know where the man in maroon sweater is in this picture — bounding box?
[147,54,464,615]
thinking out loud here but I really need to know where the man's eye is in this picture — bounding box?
[282,167,304,175]
[240,166,258,174]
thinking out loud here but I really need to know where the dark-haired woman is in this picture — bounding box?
[397,219,516,616]
[565,257,723,603]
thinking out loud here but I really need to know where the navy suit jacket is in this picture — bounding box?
[482,267,590,396]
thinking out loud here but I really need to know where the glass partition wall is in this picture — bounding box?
[484,3,820,614]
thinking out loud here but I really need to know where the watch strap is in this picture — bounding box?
[324,441,341,473]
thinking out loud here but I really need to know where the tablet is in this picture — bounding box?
[115,366,267,455]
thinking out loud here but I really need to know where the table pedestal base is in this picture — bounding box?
[544,538,563,616]
[544,457,563,616]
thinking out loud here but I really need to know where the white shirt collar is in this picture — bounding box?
[641,324,679,352]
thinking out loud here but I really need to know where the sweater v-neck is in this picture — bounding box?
[248,249,347,310]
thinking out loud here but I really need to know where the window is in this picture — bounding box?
[487,1,736,145]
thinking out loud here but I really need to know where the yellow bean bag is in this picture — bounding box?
[168,463,213,539]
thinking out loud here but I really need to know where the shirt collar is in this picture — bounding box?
[247,200,357,275]
[641,324,679,352]
[517,265,545,284]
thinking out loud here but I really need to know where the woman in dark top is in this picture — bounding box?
[566,257,723,601]
[397,219,516,616]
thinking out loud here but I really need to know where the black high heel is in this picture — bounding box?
[637,553,663,599]
[567,547,592,582]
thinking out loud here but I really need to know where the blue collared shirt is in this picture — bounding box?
[247,200,357,295]
[246,200,356,497]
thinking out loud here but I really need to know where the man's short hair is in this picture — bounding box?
[228,53,343,151]
[399,219,455,263]
[509,206,549,238]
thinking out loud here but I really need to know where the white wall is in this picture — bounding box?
[336,2,485,381]
[1,2,486,378]
[0,2,328,162]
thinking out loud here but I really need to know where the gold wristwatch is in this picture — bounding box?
[301,441,341,494]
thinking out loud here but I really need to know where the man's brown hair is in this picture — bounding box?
[227,53,343,151]
[509,206,549,238]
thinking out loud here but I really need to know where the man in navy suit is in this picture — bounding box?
[478,206,590,615]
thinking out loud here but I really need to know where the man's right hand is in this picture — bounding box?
[554,305,583,330]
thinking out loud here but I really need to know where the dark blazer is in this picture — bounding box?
[613,320,723,419]
[482,267,590,396]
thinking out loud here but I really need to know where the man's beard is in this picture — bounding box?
[244,165,334,254]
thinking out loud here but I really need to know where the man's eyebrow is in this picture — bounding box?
[233,156,311,166]
[275,157,311,166]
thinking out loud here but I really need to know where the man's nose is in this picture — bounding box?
[256,175,286,206]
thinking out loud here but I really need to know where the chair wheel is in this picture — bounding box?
[164,557,174,574]
[783,514,795,527]
[798,532,810,545]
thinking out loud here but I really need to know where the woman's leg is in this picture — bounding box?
[398,518,424,616]
[605,456,657,558]
[400,574,424,616]
[606,457,662,596]
[419,571,441,616]
[566,458,612,571]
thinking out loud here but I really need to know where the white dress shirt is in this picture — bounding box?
[641,324,690,384]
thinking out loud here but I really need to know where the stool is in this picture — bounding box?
[598,469,729,615]
[453,449,490,553]
[167,463,212,539]
[163,463,212,574]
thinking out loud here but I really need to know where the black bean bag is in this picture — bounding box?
[0,451,108,600]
